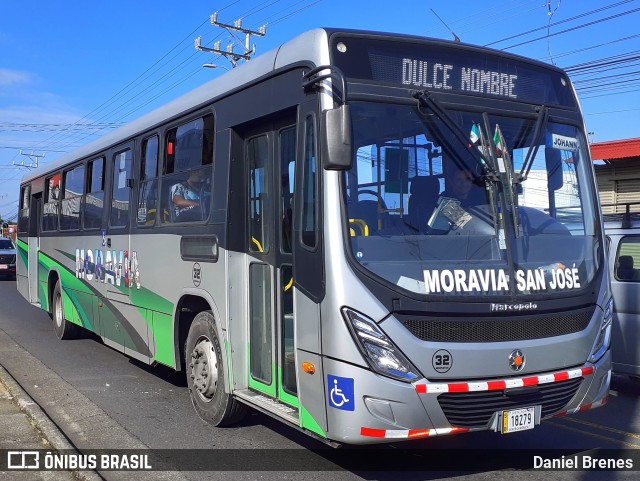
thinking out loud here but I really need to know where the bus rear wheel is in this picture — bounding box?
[51,280,80,340]
[185,310,246,426]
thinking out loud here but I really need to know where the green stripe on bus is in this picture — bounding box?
[16,239,28,268]
[300,406,326,438]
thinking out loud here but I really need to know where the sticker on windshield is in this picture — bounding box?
[547,133,579,152]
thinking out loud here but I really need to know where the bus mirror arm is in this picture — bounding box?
[321,104,352,171]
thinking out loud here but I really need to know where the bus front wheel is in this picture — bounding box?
[185,310,246,426]
[51,281,80,340]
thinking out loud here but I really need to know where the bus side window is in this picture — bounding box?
[301,115,317,249]
[110,149,132,228]
[18,185,30,234]
[616,236,640,281]
[163,114,214,224]
[280,126,296,253]
[42,173,61,231]
[138,136,159,226]
[248,135,270,252]
[85,157,105,230]
[61,164,84,231]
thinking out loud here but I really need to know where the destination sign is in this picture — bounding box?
[400,57,518,99]
[330,35,577,107]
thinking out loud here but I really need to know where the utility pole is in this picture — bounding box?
[195,12,267,69]
[14,150,44,169]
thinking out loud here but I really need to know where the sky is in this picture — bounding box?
[1,0,639,221]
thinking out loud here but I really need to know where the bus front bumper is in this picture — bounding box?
[322,349,610,444]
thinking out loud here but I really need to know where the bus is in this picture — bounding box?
[16,28,611,445]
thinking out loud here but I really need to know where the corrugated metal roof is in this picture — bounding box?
[591,137,640,161]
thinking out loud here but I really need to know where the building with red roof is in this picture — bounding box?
[591,138,640,214]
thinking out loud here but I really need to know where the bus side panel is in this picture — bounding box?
[37,249,51,312]
[15,238,30,301]
[151,311,173,367]
[294,291,328,434]
[227,248,248,391]
[128,234,180,367]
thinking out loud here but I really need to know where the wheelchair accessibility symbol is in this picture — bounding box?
[327,375,355,411]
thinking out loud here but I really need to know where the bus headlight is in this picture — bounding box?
[589,298,613,363]
[342,308,420,382]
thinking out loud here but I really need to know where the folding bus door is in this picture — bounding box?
[245,117,299,409]
[27,193,42,304]
[101,142,151,363]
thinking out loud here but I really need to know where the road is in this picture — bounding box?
[0,278,638,480]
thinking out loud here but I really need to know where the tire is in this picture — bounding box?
[51,280,80,340]
[185,310,246,426]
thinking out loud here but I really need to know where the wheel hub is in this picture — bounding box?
[189,337,218,401]
[54,292,63,328]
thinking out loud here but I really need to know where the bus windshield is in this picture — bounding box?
[344,101,600,299]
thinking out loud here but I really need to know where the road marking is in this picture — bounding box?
[547,420,640,449]
[555,415,640,441]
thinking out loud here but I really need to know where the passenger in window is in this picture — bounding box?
[441,167,484,208]
[49,177,60,201]
[170,169,206,222]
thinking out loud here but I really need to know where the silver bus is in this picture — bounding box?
[16,29,611,445]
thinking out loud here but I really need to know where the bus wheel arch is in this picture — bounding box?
[185,310,247,426]
[50,277,80,340]
[47,270,60,318]
[174,294,213,371]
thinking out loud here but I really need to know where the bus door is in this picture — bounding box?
[245,118,299,408]
[105,143,133,305]
[27,193,42,304]
[100,142,151,361]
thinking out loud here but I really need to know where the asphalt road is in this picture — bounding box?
[0,278,639,480]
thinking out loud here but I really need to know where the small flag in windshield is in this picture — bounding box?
[469,123,481,147]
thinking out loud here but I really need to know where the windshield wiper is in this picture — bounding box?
[413,90,499,183]
[516,105,549,183]
[482,114,521,238]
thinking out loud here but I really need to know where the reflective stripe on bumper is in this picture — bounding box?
[360,427,470,439]
[414,366,595,394]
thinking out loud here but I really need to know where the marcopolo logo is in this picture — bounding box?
[490,302,538,312]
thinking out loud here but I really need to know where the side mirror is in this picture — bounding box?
[321,104,352,170]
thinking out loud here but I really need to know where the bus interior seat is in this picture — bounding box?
[617,255,636,280]
[408,176,440,233]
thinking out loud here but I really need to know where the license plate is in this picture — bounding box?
[502,406,536,434]
[0,264,7,269]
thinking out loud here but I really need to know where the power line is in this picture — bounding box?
[540,33,640,61]
[31,0,247,151]
[580,87,640,99]
[500,6,640,51]
[585,108,640,115]
[48,1,323,151]
[485,1,636,47]
[42,2,297,150]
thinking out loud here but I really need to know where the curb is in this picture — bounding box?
[0,365,103,481]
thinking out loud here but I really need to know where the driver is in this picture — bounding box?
[440,167,484,208]
[170,169,206,222]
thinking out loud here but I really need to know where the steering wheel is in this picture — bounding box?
[356,189,388,211]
